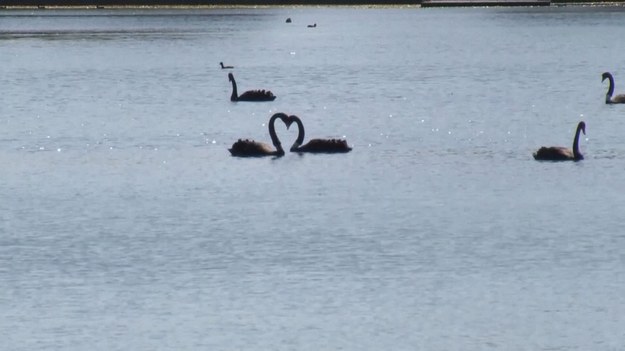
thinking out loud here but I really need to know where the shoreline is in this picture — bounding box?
[1,1,625,9]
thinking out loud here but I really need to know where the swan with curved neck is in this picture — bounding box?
[229,113,288,157]
[602,72,625,104]
[286,115,352,153]
[533,121,586,161]
[228,73,276,102]
[220,62,234,69]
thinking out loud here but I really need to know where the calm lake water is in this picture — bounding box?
[2,5,625,350]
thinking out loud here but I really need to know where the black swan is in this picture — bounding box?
[602,72,625,104]
[220,62,234,69]
[285,115,352,153]
[228,73,276,102]
[229,113,289,157]
[533,121,586,161]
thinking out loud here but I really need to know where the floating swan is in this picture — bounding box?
[229,113,289,157]
[285,115,352,153]
[228,73,276,102]
[533,121,586,161]
[602,72,625,104]
[220,62,234,69]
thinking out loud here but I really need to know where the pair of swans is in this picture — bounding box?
[229,112,352,157]
[533,72,621,161]
[533,121,586,161]
[228,73,276,102]
[535,71,622,161]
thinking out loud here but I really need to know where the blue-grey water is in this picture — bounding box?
[2,5,625,350]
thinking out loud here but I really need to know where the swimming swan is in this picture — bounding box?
[533,121,586,161]
[602,72,625,104]
[228,113,289,157]
[286,115,352,153]
[229,113,289,157]
[228,73,276,102]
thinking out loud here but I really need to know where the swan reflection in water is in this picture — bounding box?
[533,121,586,161]
[229,113,289,157]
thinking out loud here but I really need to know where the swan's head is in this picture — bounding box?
[602,72,612,82]
[579,121,586,135]
[283,117,295,130]
[228,73,234,82]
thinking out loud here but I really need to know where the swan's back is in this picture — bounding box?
[297,138,352,153]
[533,146,578,161]
[238,90,276,101]
[229,139,276,157]
[609,94,625,104]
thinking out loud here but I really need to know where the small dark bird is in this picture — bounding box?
[307,23,317,28]
[220,62,234,69]
[286,18,292,23]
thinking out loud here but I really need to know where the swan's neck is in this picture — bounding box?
[572,125,583,160]
[268,115,284,155]
[290,116,305,151]
[606,75,615,101]
[230,78,238,101]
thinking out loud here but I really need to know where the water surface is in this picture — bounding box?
[1,6,625,351]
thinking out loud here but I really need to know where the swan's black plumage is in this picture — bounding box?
[229,113,289,157]
[228,73,276,102]
[285,115,352,154]
[533,121,586,161]
[602,72,625,104]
